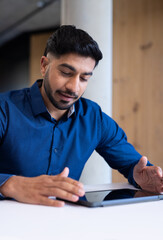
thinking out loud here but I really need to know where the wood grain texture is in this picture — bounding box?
[112,0,163,182]
[29,32,52,85]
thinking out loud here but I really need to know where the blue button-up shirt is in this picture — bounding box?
[0,80,151,191]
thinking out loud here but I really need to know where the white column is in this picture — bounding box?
[61,0,113,184]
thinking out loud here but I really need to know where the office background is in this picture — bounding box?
[0,0,162,184]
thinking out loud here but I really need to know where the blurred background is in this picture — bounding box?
[0,0,60,91]
[0,0,163,184]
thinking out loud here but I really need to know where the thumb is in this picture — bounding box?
[135,156,148,172]
[60,167,69,177]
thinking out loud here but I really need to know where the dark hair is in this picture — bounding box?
[44,25,103,67]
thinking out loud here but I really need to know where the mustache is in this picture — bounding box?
[57,90,78,99]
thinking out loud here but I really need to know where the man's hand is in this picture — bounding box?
[133,156,163,193]
[0,167,85,207]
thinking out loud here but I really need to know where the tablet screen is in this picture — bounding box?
[77,188,163,207]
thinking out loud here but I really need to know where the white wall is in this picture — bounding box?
[61,0,113,184]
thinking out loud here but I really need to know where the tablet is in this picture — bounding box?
[75,188,163,207]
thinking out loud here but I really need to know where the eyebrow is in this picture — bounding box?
[59,63,93,76]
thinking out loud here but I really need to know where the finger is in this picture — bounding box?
[51,175,84,188]
[43,187,80,202]
[38,175,84,196]
[60,179,84,195]
[42,181,85,198]
[14,192,66,207]
[39,196,65,207]
[148,167,163,193]
[59,167,69,178]
[149,166,163,179]
[136,156,148,172]
[157,167,163,177]
[159,183,163,194]
[156,183,163,194]
[157,175,163,192]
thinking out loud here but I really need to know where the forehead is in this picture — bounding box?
[49,53,96,72]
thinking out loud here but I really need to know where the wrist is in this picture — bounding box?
[0,175,18,198]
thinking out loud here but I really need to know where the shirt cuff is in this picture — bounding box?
[0,174,15,199]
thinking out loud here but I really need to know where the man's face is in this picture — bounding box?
[41,53,96,111]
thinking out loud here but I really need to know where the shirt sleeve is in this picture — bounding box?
[0,174,14,199]
[96,111,153,187]
[0,101,12,199]
[0,100,8,143]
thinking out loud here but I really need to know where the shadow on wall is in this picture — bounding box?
[0,33,30,92]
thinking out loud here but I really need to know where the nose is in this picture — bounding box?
[65,76,79,93]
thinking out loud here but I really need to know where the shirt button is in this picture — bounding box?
[54,148,58,153]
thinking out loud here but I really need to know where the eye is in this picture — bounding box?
[80,75,91,82]
[60,71,72,77]
[80,77,88,82]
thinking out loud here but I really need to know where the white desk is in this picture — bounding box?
[1,183,163,240]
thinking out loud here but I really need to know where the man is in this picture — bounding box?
[0,25,162,207]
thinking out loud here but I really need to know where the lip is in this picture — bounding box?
[58,92,75,102]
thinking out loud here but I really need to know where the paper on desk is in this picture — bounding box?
[84,182,138,192]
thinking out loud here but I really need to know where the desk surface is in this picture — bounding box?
[1,183,162,240]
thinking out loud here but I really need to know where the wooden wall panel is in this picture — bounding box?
[29,32,52,86]
[112,0,163,182]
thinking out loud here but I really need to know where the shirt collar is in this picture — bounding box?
[30,80,75,118]
[30,80,47,116]
[67,104,75,118]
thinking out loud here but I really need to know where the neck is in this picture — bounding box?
[40,85,67,121]
[47,105,67,121]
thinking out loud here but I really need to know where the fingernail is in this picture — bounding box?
[77,182,83,188]
[78,189,85,196]
[72,195,79,201]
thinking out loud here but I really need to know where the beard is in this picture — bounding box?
[43,71,79,110]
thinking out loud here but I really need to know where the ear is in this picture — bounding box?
[40,56,50,77]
